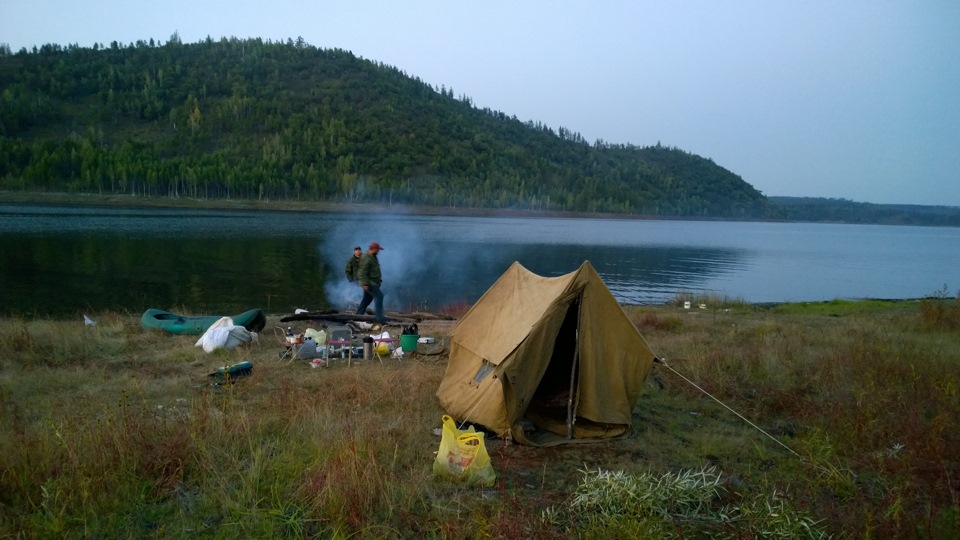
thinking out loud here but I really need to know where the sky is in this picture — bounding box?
[2,1,958,206]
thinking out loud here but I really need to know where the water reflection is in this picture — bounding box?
[1,204,957,317]
[0,228,744,317]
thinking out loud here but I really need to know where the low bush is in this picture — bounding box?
[918,286,960,330]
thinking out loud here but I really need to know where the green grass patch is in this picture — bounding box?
[768,297,918,316]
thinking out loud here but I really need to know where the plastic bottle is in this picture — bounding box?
[317,328,327,359]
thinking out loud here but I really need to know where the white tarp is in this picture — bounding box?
[195,316,257,353]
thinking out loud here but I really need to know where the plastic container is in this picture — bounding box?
[400,333,419,352]
[294,338,317,359]
[285,326,298,344]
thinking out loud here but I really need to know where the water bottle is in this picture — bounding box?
[362,336,374,361]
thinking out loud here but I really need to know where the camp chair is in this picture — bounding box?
[275,325,299,362]
[325,325,355,367]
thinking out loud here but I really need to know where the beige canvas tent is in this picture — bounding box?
[436,261,657,446]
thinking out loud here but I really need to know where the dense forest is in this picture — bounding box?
[769,197,960,227]
[0,35,774,218]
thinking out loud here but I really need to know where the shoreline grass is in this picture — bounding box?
[2,300,959,538]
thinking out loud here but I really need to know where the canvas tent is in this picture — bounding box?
[436,261,657,446]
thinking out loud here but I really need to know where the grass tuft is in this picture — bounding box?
[544,466,828,538]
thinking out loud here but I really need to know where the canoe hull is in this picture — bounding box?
[141,308,266,335]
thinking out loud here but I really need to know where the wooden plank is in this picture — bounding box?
[278,311,453,324]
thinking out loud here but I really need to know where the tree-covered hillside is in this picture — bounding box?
[0,36,774,217]
[769,197,960,227]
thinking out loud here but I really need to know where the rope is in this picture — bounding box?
[654,357,802,459]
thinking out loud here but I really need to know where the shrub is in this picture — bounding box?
[629,309,684,333]
[918,286,960,330]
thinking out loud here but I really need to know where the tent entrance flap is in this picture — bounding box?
[525,297,580,437]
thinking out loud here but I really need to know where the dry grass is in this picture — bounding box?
[625,299,960,538]
[1,302,958,538]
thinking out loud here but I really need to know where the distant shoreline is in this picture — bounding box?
[4,190,959,227]
[0,190,843,225]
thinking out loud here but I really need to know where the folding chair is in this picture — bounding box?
[325,325,355,367]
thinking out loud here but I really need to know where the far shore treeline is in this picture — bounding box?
[1,36,958,226]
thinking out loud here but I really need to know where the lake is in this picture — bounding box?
[1,203,958,317]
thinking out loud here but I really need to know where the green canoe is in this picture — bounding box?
[141,308,267,335]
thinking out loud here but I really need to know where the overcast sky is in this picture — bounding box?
[2,1,958,206]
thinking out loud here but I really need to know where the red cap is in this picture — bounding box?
[369,242,384,251]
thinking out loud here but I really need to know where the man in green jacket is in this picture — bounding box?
[344,246,362,281]
[356,242,385,323]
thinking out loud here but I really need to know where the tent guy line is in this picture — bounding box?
[654,357,803,459]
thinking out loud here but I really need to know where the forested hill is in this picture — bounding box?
[769,197,960,227]
[0,36,774,218]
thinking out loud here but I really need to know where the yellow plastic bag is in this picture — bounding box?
[432,415,496,487]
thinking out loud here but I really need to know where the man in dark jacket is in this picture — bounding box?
[356,242,385,323]
[344,246,362,281]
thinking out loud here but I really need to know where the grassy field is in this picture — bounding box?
[1,297,958,538]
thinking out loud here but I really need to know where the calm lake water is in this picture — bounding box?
[1,203,958,317]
